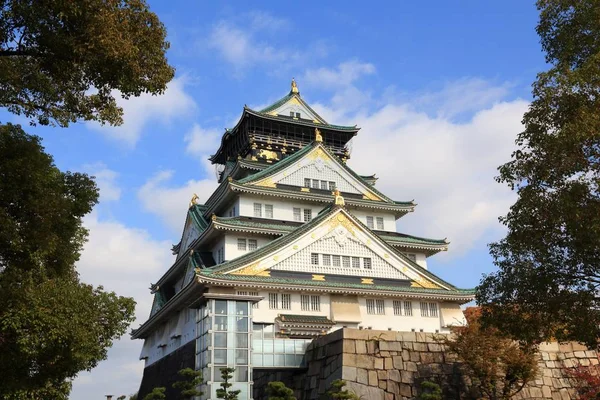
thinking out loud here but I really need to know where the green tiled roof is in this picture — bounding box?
[189,204,210,231]
[278,314,335,325]
[378,232,448,246]
[205,206,462,293]
[246,107,358,132]
[258,91,329,125]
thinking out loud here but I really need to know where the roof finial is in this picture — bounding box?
[315,127,323,142]
[189,193,199,208]
[291,78,299,94]
[333,189,345,206]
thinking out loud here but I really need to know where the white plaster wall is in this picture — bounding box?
[224,234,273,261]
[356,298,446,333]
[142,308,196,367]
[251,290,332,324]
[211,237,226,264]
[349,209,397,233]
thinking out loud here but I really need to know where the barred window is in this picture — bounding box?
[281,294,291,310]
[304,178,311,187]
[404,301,413,316]
[393,300,413,316]
[265,204,273,219]
[322,254,331,266]
[393,300,402,315]
[352,257,361,268]
[363,258,372,269]
[320,180,328,190]
[311,253,319,265]
[342,256,351,268]
[311,179,320,189]
[429,303,438,317]
[420,302,429,317]
[366,216,374,229]
[250,291,259,308]
[253,203,262,217]
[376,299,385,314]
[332,255,341,267]
[376,217,384,230]
[303,209,312,222]
[301,295,310,311]
[311,295,320,311]
[328,181,336,191]
[269,293,279,309]
[237,238,246,251]
[248,239,257,251]
[366,299,376,314]
[407,253,417,262]
[293,208,301,221]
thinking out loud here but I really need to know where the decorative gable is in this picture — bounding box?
[223,208,445,290]
[250,145,384,201]
[267,95,324,123]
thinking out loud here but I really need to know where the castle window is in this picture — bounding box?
[328,181,336,191]
[407,253,417,262]
[269,293,279,309]
[293,208,301,221]
[301,295,310,311]
[322,254,331,266]
[342,256,351,268]
[404,301,413,316]
[311,253,319,265]
[303,209,312,222]
[311,179,319,189]
[281,294,291,310]
[253,203,262,217]
[366,299,385,315]
[376,217,384,230]
[332,255,341,267]
[304,178,310,187]
[366,216,374,229]
[237,238,246,251]
[320,180,328,190]
[311,295,320,311]
[352,257,360,268]
[429,303,438,317]
[265,204,273,219]
[290,111,294,117]
[296,112,301,118]
[363,258,372,269]
[420,302,437,317]
[248,239,257,251]
[394,300,412,316]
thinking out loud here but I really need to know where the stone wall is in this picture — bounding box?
[137,340,195,399]
[253,368,307,400]
[296,328,598,400]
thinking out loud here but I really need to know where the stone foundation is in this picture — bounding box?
[137,340,195,399]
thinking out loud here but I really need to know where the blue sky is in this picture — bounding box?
[2,1,545,398]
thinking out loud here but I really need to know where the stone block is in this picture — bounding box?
[427,342,443,352]
[405,361,418,372]
[388,380,399,396]
[368,370,378,386]
[413,342,428,352]
[542,352,550,361]
[402,341,413,350]
[402,349,410,360]
[342,366,357,382]
[378,379,386,390]
[543,376,553,386]
[388,369,401,382]
[366,341,377,354]
[410,351,420,362]
[420,352,435,364]
[574,351,587,358]
[559,343,573,353]
[384,357,393,370]
[550,352,558,361]
[546,360,556,368]
[400,383,412,397]
[401,370,413,384]
[343,339,356,354]
[356,368,368,385]
[357,354,374,369]
[559,388,571,400]
[374,358,384,370]
[563,359,574,368]
[571,343,588,351]
[552,392,562,400]
[580,358,591,366]
[543,386,552,397]
[344,353,357,367]
[591,358,599,365]
[380,350,390,357]
[377,370,388,381]
[385,392,394,400]
[392,356,403,369]
[397,331,417,342]
[530,387,543,397]
[585,350,597,358]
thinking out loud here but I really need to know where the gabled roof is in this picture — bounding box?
[237,141,409,206]
[201,204,466,294]
[259,88,329,125]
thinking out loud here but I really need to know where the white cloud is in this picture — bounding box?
[184,123,221,156]
[70,213,173,399]
[137,170,218,233]
[88,77,197,146]
[82,163,121,203]
[310,74,527,257]
[303,60,376,89]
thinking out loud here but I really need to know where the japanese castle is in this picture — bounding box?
[132,80,474,400]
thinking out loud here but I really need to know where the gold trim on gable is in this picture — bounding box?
[254,177,276,188]
[410,276,440,289]
[231,262,270,276]
[361,278,374,285]
[363,191,383,201]
[312,275,325,281]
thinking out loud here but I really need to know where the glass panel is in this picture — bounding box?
[252,339,262,352]
[236,317,248,332]
[252,353,263,366]
[236,349,248,364]
[215,316,227,331]
[284,340,295,353]
[236,333,248,348]
[274,354,286,366]
[214,349,227,365]
[294,340,305,353]
[263,353,274,366]
[215,300,227,315]
[236,366,248,382]
[285,354,297,366]
[214,332,227,348]
[274,339,285,353]
[253,323,263,336]
[263,340,274,353]
[263,324,274,338]
[236,301,248,316]
[213,367,224,382]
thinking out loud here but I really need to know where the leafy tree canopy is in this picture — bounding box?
[477,0,600,348]
[0,124,136,399]
[142,387,166,400]
[0,0,174,127]
[266,381,297,400]
[172,368,203,399]
[216,367,240,400]
[326,380,360,400]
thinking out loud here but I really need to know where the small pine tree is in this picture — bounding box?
[418,380,442,400]
[173,368,204,399]
[266,381,297,400]
[326,380,359,400]
[143,387,166,400]
[117,396,127,400]
[216,367,241,400]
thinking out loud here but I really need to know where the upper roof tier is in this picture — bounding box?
[209,79,360,166]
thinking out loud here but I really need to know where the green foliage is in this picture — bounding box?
[172,368,203,399]
[266,381,297,400]
[0,0,174,127]
[0,124,136,398]
[477,0,600,349]
[142,387,166,400]
[326,379,360,400]
[117,396,127,400]
[442,318,538,400]
[418,380,442,400]
[216,367,240,400]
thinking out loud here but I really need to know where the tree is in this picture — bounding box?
[266,381,297,400]
[172,368,203,399]
[142,387,166,400]
[216,367,240,400]
[418,381,442,400]
[442,312,539,400]
[477,0,600,349]
[0,124,136,398]
[326,380,360,400]
[0,0,174,127]
[564,361,600,400]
